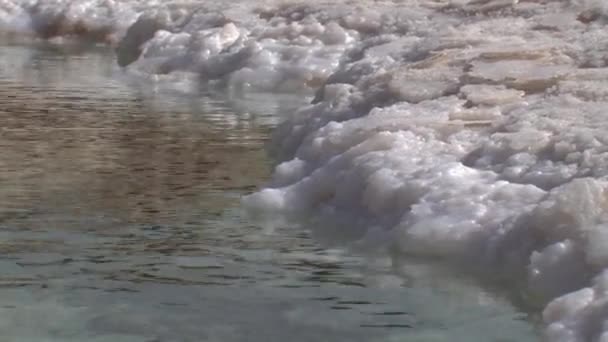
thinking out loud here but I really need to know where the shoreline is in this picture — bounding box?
[3,1,608,340]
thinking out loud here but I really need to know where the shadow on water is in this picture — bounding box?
[0,42,540,342]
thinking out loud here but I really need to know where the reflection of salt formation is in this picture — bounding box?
[6,0,608,340]
[0,46,270,227]
[0,76,268,226]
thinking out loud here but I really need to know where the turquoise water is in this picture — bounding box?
[0,42,539,342]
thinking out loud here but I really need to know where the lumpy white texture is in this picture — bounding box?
[7,0,608,340]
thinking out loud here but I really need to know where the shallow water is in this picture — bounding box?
[0,43,538,342]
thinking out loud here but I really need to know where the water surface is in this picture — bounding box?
[0,43,538,342]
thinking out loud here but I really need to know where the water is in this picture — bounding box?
[0,42,538,341]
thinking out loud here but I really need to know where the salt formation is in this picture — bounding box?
[5,0,608,340]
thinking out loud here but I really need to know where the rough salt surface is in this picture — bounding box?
[6,0,608,340]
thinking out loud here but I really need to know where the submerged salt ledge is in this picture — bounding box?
[5,0,608,340]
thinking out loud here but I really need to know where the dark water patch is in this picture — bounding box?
[360,323,413,329]
[370,311,410,316]
[330,305,352,310]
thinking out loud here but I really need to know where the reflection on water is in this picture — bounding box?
[0,43,273,226]
[0,43,538,342]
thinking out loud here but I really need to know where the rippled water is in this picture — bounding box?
[0,42,538,342]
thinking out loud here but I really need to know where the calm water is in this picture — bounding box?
[0,42,538,342]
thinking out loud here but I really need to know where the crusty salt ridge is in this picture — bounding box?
[3,0,608,340]
[249,1,608,341]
